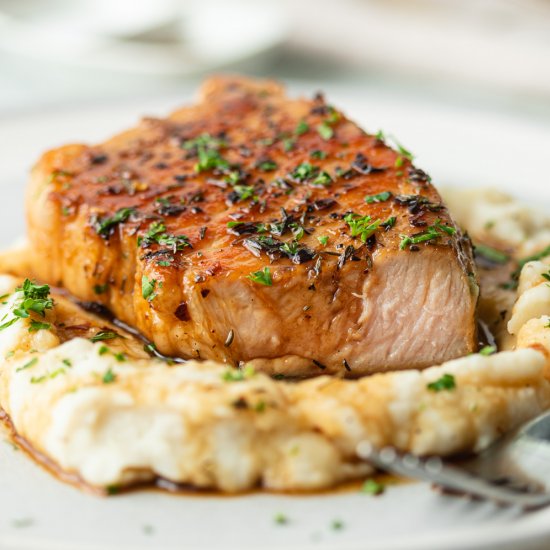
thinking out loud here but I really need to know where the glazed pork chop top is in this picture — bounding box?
[26,76,478,377]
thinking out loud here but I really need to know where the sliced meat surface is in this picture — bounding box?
[25,76,478,377]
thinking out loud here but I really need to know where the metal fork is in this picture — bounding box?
[357,410,550,509]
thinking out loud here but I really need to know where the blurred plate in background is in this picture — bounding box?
[0,0,288,76]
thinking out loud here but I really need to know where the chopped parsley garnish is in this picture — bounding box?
[102,368,117,384]
[222,364,255,382]
[232,185,256,202]
[395,141,414,162]
[282,137,296,152]
[310,150,327,160]
[182,133,226,151]
[247,267,272,286]
[317,122,334,140]
[400,220,456,250]
[317,235,329,246]
[138,221,191,252]
[280,242,299,256]
[365,191,392,204]
[273,513,288,525]
[479,345,497,356]
[361,478,385,495]
[291,162,316,181]
[331,520,344,531]
[517,246,550,271]
[93,207,135,238]
[93,283,109,295]
[62,358,72,367]
[289,163,332,187]
[381,216,396,230]
[182,134,229,173]
[90,331,119,343]
[344,213,381,242]
[474,244,510,264]
[98,345,109,355]
[16,357,38,372]
[427,373,456,392]
[311,171,332,186]
[295,120,309,135]
[258,160,278,172]
[196,145,229,173]
[290,223,305,240]
[141,275,157,301]
[0,279,54,332]
[28,320,50,332]
[15,279,53,317]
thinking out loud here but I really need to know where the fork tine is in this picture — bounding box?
[357,444,550,510]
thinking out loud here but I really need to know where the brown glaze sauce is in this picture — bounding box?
[0,408,407,498]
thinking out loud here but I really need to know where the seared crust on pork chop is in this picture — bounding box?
[26,76,478,376]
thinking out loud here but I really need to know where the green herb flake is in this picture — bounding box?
[474,244,510,264]
[16,357,38,372]
[102,367,117,384]
[331,519,344,531]
[344,213,382,242]
[365,191,392,204]
[381,216,397,230]
[361,478,385,495]
[310,150,327,160]
[399,220,456,250]
[11,518,34,529]
[295,121,309,135]
[222,364,256,382]
[311,171,332,187]
[98,345,109,355]
[258,160,278,172]
[93,207,135,238]
[317,235,329,246]
[141,275,157,301]
[90,331,119,343]
[138,221,191,252]
[479,345,497,356]
[282,137,296,152]
[142,524,155,536]
[93,283,109,294]
[427,373,456,392]
[274,513,288,525]
[247,267,272,286]
[62,358,72,367]
[28,320,51,332]
[317,122,334,140]
[232,185,256,202]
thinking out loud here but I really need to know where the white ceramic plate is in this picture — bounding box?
[0,84,549,550]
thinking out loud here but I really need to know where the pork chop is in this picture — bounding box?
[25,76,478,377]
